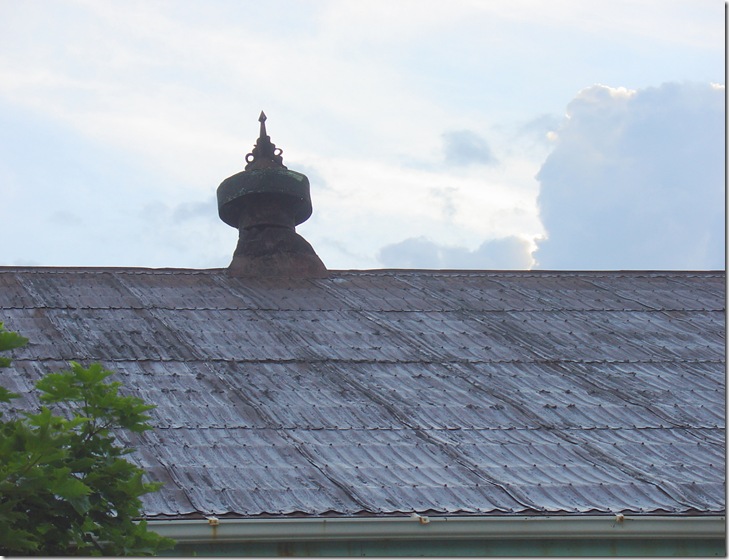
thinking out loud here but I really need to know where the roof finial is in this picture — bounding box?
[245,111,286,171]
[217,113,327,277]
[259,111,267,137]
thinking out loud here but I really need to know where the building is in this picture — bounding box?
[0,115,724,556]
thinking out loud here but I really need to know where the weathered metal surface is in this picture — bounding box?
[217,170,312,228]
[0,268,724,519]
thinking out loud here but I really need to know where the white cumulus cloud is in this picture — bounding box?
[535,82,724,270]
[378,235,535,270]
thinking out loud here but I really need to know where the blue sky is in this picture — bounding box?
[0,0,724,270]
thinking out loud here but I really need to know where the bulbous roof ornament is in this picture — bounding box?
[216,112,327,277]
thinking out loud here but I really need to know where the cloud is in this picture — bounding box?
[0,3,720,272]
[378,236,534,269]
[515,114,563,147]
[535,82,724,270]
[301,153,543,270]
[172,198,217,222]
[442,130,497,166]
[48,210,85,227]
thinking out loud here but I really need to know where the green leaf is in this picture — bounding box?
[0,385,19,404]
[0,323,28,354]
[0,323,28,370]
[54,476,91,500]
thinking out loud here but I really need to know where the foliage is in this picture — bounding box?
[0,323,175,556]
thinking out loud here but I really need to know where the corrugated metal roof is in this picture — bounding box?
[0,267,724,518]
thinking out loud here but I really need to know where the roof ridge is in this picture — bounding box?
[0,267,724,277]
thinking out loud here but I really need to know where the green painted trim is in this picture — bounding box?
[166,537,726,557]
[147,514,725,544]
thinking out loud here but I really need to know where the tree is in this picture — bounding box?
[0,323,175,555]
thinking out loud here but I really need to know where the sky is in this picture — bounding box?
[0,0,724,271]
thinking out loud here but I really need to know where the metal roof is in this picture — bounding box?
[0,267,724,519]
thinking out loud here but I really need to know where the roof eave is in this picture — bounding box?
[145,514,726,544]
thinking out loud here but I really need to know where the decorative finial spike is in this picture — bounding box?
[259,111,267,138]
[244,111,286,171]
